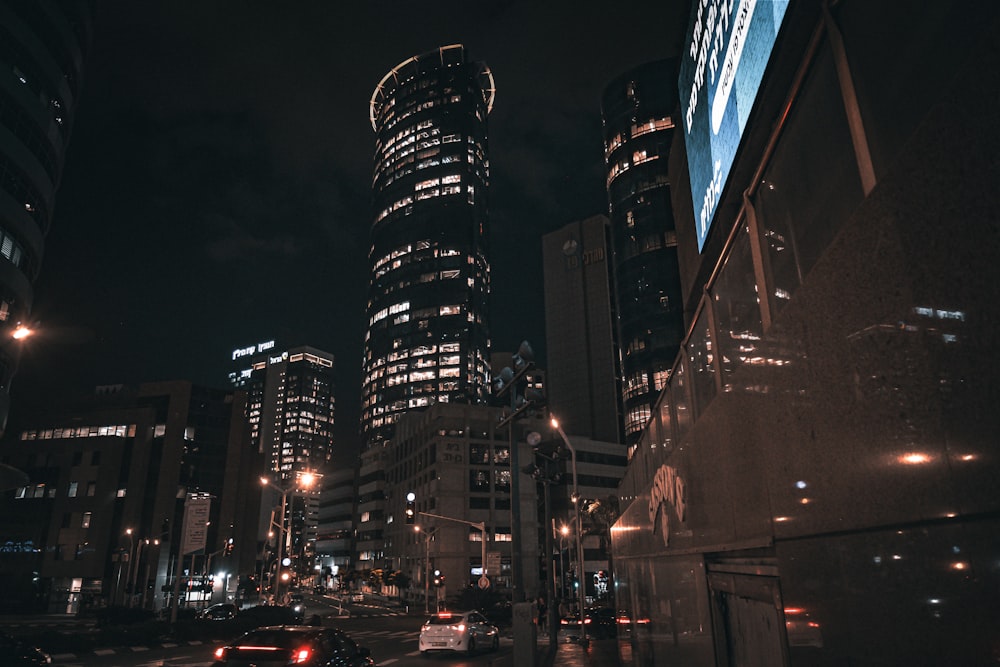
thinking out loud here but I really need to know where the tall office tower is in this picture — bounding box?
[0,0,93,435]
[361,44,495,450]
[542,215,623,443]
[247,345,336,477]
[247,346,335,571]
[601,60,686,446]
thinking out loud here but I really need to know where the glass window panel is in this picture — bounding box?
[687,305,717,417]
[671,359,693,441]
[712,225,764,390]
[756,43,864,315]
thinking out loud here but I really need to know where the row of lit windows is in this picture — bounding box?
[376,134,483,188]
[21,424,136,440]
[625,405,652,435]
[604,116,674,159]
[382,91,467,133]
[607,150,661,187]
[373,244,464,280]
[375,172,465,223]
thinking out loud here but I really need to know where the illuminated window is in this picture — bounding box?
[81,512,92,528]
[68,482,78,498]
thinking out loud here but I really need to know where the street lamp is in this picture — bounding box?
[129,537,152,608]
[551,417,587,642]
[261,472,317,603]
[124,528,136,606]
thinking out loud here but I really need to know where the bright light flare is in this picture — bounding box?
[11,324,33,340]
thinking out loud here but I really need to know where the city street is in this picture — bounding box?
[0,597,632,667]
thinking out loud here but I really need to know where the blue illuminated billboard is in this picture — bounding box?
[679,0,789,251]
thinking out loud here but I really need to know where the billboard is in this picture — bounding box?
[679,0,790,251]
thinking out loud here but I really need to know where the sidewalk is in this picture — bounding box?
[536,637,633,667]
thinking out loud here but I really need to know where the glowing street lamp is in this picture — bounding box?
[11,323,33,340]
[261,471,317,602]
[551,417,587,641]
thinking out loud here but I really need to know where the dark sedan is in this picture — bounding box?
[212,625,375,667]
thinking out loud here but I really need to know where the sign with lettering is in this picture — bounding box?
[648,464,686,547]
[232,340,276,361]
[679,0,789,251]
[180,495,211,555]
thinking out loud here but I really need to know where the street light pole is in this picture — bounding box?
[261,472,317,605]
[124,529,135,606]
[415,526,438,614]
[552,418,586,641]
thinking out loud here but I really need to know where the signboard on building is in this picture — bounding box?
[679,0,790,251]
[180,494,211,555]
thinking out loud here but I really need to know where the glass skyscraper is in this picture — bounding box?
[601,60,686,446]
[361,44,494,449]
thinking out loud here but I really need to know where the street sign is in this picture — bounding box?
[487,551,501,574]
[478,575,490,590]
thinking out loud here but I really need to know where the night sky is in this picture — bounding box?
[11,1,690,453]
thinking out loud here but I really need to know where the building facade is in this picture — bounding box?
[382,403,540,608]
[601,59,686,446]
[361,44,495,450]
[0,0,93,435]
[612,1,1000,665]
[245,345,335,583]
[542,215,623,444]
[0,382,258,613]
[313,467,355,588]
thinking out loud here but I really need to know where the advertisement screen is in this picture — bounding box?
[679,0,789,251]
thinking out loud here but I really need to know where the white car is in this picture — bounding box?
[419,610,500,655]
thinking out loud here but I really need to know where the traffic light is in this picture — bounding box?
[224,538,234,556]
[405,492,415,524]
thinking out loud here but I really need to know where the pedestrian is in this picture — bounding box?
[536,596,547,636]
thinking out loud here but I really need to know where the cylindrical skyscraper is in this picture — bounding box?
[602,59,685,447]
[362,45,494,449]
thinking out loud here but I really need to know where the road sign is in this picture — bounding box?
[487,551,501,574]
[478,575,490,590]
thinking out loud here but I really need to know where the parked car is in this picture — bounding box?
[0,632,52,666]
[419,610,500,656]
[197,603,239,620]
[211,625,374,667]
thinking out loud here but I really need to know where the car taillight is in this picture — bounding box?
[292,647,312,664]
[213,646,227,660]
[584,618,592,624]
[456,623,466,632]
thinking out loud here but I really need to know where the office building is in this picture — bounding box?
[313,467,355,588]
[601,59,686,446]
[246,345,335,578]
[361,44,495,450]
[382,403,540,607]
[0,381,258,613]
[611,2,1000,664]
[0,0,93,435]
[542,215,623,444]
